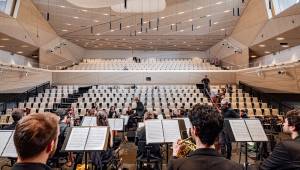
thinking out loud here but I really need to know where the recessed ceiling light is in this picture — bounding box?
[206,14,211,17]
[0,45,5,48]
[216,1,224,5]
[251,55,257,58]
[220,28,225,31]
[281,45,289,48]
[259,44,266,47]
[94,20,99,23]
[276,37,285,41]
[75,40,79,42]
[143,21,147,24]
[196,26,201,29]
[110,29,115,32]
[137,31,142,34]
[17,51,23,54]
[213,22,219,25]
[60,5,65,8]
[81,9,87,12]
[161,16,166,19]
[224,10,231,13]
[96,33,101,36]
[265,51,271,54]
[103,13,109,16]
[183,41,186,44]
[66,23,72,26]
[62,29,68,32]
[73,16,79,19]
[188,19,193,22]
[197,6,203,10]
[152,28,157,30]
[21,45,29,48]
[126,25,131,28]
[179,29,184,32]
[1,38,9,41]
[178,11,184,15]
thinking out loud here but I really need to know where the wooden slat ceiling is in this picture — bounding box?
[32,0,249,51]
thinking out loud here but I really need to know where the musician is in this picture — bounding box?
[168,104,243,170]
[219,99,239,160]
[133,97,145,117]
[3,109,24,130]
[201,75,210,94]
[12,112,60,170]
[135,112,161,160]
[259,109,300,170]
[108,106,119,118]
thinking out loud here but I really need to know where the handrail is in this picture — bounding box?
[238,81,294,115]
[0,81,51,114]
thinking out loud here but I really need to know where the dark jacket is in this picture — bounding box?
[12,163,51,170]
[222,108,239,118]
[259,136,300,170]
[134,101,144,117]
[168,148,243,170]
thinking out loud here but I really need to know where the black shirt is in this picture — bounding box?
[12,163,51,170]
[201,78,210,85]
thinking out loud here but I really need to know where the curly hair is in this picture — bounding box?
[188,104,224,145]
[286,110,300,134]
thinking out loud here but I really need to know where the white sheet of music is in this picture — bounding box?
[229,120,252,142]
[157,115,164,120]
[183,118,192,129]
[162,120,181,143]
[2,131,17,158]
[85,127,108,150]
[120,115,129,125]
[108,118,123,131]
[65,128,89,151]
[138,122,144,128]
[0,131,12,156]
[81,117,91,126]
[245,119,268,142]
[145,120,164,144]
[89,117,97,126]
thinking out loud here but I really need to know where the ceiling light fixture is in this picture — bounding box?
[62,29,68,32]
[276,37,285,41]
[216,1,224,5]
[66,23,72,26]
[259,44,266,47]
[224,10,231,13]
[220,28,225,31]
[60,5,65,8]
[178,11,184,15]
[103,13,109,16]
[17,51,23,54]
[21,45,29,48]
[197,6,203,10]
[94,20,99,23]
[0,45,5,48]
[265,51,271,54]
[73,16,79,19]
[1,38,9,41]
[81,9,87,12]
[251,55,257,58]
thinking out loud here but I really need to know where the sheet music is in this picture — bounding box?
[81,117,91,126]
[89,117,97,126]
[81,117,97,127]
[120,115,129,125]
[157,115,164,120]
[0,131,12,156]
[229,120,252,142]
[145,120,164,144]
[65,128,89,151]
[85,127,108,150]
[245,119,268,141]
[138,122,144,128]
[162,120,181,143]
[108,118,124,131]
[183,118,192,129]
[2,131,17,158]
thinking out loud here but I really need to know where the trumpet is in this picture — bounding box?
[176,137,197,158]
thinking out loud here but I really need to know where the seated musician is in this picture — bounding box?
[108,106,119,118]
[258,109,300,170]
[168,104,243,170]
[135,112,161,159]
[12,112,60,170]
[3,109,24,130]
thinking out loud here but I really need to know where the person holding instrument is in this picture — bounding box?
[168,104,242,170]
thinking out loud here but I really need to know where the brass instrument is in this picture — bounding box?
[176,137,197,158]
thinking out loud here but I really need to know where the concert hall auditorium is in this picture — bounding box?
[0,0,299,170]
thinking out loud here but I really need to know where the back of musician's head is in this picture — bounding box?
[189,104,224,145]
[14,112,60,160]
[144,112,154,121]
[11,109,24,122]
[285,109,300,134]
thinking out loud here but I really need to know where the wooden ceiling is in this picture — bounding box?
[32,0,249,51]
[0,32,39,58]
[250,26,300,58]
